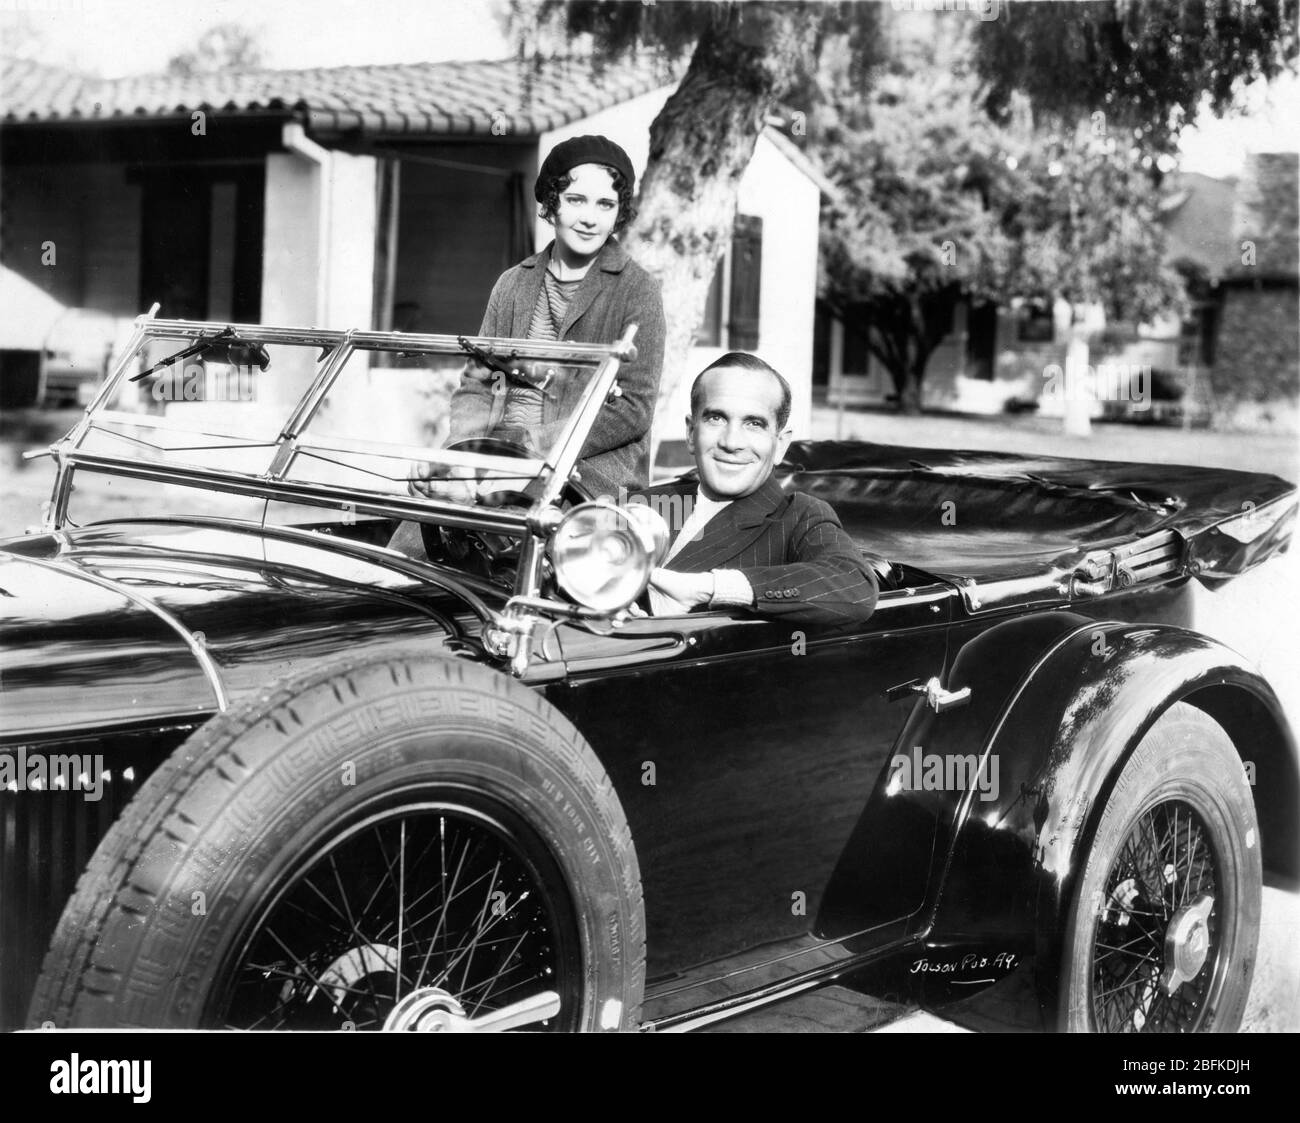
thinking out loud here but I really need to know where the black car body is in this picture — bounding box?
[2,313,1296,1033]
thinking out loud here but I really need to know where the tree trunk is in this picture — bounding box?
[899,365,922,415]
[900,295,931,414]
[1062,321,1092,437]
[622,7,819,462]
[1054,296,1095,437]
[865,316,916,411]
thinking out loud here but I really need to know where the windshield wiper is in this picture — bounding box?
[130,327,235,382]
[128,327,271,382]
[458,335,523,376]
[457,336,553,390]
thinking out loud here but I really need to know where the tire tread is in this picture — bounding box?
[30,651,644,1031]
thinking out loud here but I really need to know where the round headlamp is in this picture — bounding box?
[549,501,670,613]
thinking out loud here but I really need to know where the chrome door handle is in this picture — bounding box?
[884,677,972,712]
[919,676,971,713]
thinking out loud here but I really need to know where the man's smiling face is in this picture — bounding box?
[687,366,793,501]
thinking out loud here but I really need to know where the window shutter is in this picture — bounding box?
[693,260,724,346]
[728,214,762,351]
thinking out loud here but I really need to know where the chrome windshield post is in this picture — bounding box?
[44,446,72,532]
[533,324,638,511]
[267,331,358,479]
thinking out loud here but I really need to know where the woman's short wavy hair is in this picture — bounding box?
[537,164,637,235]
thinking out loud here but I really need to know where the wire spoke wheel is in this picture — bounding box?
[215,797,581,1031]
[1090,800,1219,1032]
[1061,702,1261,1033]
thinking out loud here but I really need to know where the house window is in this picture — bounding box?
[1016,301,1054,343]
[965,300,997,380]
[693,215,763,349]
[1178,300,1219,367]
[842,306,871,375]
[138,165,264,322]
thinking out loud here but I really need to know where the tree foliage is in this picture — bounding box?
[505,1,1295,423]
[166,22,265,78]
[502,2,886,434]
[817,32,1018,300]
[0,13,48,62]
[1005,121,1187,325]
[816,23,1186,410]
[974,0,1299,153]
[815,30,1017,408]
[512,1,885,84]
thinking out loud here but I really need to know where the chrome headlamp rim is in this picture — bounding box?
[547,500,669,614]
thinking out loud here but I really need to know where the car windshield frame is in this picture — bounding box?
[48,311,637,540]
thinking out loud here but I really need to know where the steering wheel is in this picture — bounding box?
[417,437,590,581]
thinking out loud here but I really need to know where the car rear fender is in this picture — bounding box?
[920,619,1296,1025]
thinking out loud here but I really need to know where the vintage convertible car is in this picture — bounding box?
[1,311,1296,1034]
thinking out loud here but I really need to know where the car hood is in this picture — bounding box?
[781,441,1297,583]
[0,519,495,742]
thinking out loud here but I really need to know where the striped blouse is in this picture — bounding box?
[501,269,583,429]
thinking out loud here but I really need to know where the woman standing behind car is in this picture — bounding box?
[413,134,666,502]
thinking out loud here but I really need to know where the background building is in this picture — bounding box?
[0,54,826,450]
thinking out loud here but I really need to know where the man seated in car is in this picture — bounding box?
[641,352,878,627]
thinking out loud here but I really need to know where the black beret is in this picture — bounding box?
[535,135,635,202]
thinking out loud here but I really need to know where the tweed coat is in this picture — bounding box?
[448,238,666,496]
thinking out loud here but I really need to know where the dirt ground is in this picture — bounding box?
[2,404,1297,1031]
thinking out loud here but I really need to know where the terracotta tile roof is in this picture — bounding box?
[1,54,678,138]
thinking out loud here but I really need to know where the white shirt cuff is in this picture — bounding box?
[709,568,754,608]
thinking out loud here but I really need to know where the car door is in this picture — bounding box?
[547,581,955,1014]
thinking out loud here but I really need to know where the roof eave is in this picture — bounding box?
[1,107,302,128]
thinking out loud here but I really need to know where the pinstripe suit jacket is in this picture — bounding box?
[643,475,879,627]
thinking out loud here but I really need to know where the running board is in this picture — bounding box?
[639,942,920,1033]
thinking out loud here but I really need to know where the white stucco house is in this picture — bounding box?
[1,54,827,453]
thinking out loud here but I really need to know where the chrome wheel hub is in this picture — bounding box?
[383,986,561,1032]
[384,987,467,1032]
[1160,892,1214,994]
